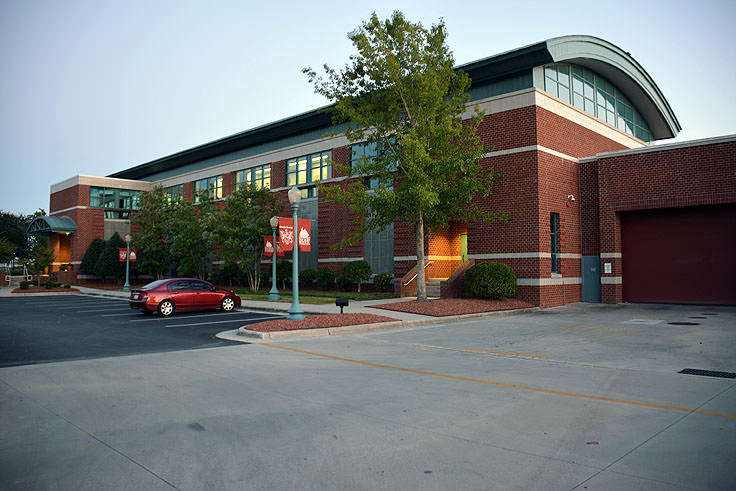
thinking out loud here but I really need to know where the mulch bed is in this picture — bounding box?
[369,297,535,316]
[12,287,80,293]
[244,313,399,332]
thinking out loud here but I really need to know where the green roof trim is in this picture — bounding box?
[26,216,77,235]
[108,35,679,181]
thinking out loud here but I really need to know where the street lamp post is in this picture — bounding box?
[287,186,304,320]
[268,215,280,300]
[123,234,132,291]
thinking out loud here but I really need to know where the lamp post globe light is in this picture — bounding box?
[287,186,304,320]
[268,215,280,300]
[123,234,132,291]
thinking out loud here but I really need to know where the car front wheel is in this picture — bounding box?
[221,297,236,312]
[158,300,175,316]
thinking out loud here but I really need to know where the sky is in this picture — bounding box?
[1,0,734,216]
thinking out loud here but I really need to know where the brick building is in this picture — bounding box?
[33,35,736,306]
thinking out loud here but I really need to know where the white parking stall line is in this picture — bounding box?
[101,312,139,317]
[165,316,280,328]
[128,311,272,322]
[32,300,113,307]
[78,308,132,313]
[51,302,125,309]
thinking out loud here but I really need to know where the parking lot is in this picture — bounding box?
[1,300,734,490]
[0,294,282,367]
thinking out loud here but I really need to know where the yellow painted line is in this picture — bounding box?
[260,343,736,420]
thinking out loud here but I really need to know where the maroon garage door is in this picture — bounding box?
[621,204,736,305]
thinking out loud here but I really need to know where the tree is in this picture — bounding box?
[132,186,175,279]
[0,210,33,259]
[21,236,55,286]
[94,233,126,281]
[304,12,508,301]
[79,238,105,274]
[340,260,372,293]
[0,234,15,263]
[216,183,282,290]
[169,193,217,280]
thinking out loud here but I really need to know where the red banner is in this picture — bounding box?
[278,217,311,252]
[118,248,137,262]
[263,236,284,257]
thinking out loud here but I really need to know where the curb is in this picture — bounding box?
[231,306,539,340]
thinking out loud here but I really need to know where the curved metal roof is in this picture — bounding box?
[545,35,680,139]
[26,216,77,235]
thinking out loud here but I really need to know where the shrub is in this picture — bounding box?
[374,273,394,292]
[465,262,517,299]
[94,233,126,281]
[299,269,317,288]
[63,284,71,289]
[19,281,30,290]
[340,260,372,292]
[44,280,55,289]
[80,238,105,274]
[315,269,335,289]
[336,274,353,291]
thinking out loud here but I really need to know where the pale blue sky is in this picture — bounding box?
[1,0,734,215]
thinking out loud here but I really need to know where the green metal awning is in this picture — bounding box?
[26,215,77,235]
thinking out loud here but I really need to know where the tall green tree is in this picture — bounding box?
[304,12,507,301]
[170,193,217,280]
[0,234,16,263]
[21,236,55,286]
[216,183,282,290]
[132,186,175,279]
[0,210,37,259]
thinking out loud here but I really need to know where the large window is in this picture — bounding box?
[550,212,560,274]
[350,142,395,189]
[164,184,183,203]
[90,187,142,219]
[193,176,223,202]
[544,63,652,142]
[235,164,271,190]
[286,151,331,187]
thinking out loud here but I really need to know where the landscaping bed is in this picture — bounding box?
[12,286,79,294]
[244,313,399,332]
[369,298,535,316]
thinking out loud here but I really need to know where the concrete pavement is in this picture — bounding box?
[1,301,734,490]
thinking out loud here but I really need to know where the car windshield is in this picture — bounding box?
[140,279,167,290]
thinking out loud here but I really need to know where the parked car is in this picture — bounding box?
[129,278,241,316]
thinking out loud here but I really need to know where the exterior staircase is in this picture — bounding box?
[425,278,445,298]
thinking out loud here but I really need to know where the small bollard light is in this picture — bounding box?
[336,297,349,314]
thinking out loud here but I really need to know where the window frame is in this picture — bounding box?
[193,176,223,202]
[550,212,560,274]
[286,151,331,188]
[235,164,271,190]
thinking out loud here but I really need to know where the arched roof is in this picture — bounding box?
[545,35,680,139]
[26,216,77,235]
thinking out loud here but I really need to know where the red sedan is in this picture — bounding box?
[129,278,241,316]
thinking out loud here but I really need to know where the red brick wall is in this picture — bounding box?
[595,139,736,303]
[272,160,285,189]
[50,184,90,212]
[535,106,630,158]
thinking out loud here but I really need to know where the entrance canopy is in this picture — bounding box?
[26,216,77,235]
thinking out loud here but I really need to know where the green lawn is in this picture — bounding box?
[233,288,395,304]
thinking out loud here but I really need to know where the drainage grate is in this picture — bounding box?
[688,316,707,319]
[678,368,736,379]
[668,321,701,326]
